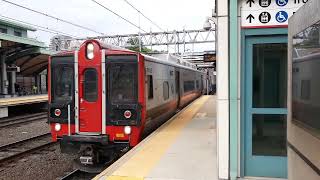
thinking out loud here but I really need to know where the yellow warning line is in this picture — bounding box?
[95,96,209,180]
[0,95,48,106]
[106,176,143,180]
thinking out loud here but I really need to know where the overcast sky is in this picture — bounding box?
[0,0,215,51]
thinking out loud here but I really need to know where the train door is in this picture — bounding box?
[76,44,103,134]
[175,70,180,107]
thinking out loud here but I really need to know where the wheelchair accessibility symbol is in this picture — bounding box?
[275,11,288,23]
[276,0,288,7]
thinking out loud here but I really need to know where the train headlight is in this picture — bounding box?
[124,126,131,135]
[55,123,61,131]
[86,43,94,60]
[124,110,132,119]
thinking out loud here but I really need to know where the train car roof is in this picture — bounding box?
[50,40,206,74]
[142,54,205,73]
[293,51,320,63]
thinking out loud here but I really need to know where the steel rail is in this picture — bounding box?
[0,113,47,128]
[60,169,82,180]
[0,112,46,124]
[0,133,56,164]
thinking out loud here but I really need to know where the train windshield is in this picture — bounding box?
[109,63,137,103]
[51,56,74,102]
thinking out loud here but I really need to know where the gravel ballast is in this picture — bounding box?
[0,120,50,146]
[0,116,78,180]
[0,145,76,180]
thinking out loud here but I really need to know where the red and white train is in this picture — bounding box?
[48,40,206,171]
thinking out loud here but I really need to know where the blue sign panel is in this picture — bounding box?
[275,11,288,23]
[276,0,288,7]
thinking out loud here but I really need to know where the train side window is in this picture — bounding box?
[196,80,199,89]
[147,75,153,99]
[183,80,195,92]
[83,68,98,102]
[163,81,169,100]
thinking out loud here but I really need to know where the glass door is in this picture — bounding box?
[244,36,288,178]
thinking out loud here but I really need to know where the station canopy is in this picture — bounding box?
[0,19,52,76]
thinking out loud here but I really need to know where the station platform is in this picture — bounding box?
[0,94,48,107]
[94,95,217,180]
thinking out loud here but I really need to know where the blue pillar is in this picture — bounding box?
[229,0,239,179]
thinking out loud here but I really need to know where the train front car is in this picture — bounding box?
[48,40,145,172]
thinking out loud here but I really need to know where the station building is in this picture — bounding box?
[216,0,319,179]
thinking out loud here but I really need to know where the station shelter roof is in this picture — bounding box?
[0,28,53,76]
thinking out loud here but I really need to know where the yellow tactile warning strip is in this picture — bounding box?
[107,177,143,180]
[0,94,48,106]
[94,96,210,180]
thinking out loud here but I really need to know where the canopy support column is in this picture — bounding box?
[1,54,8,95]
[10,70,16,95]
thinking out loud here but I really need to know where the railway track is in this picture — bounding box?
[0,112,47,128]
[0,133,56,164]
[60,169,97,180]
[60,169,82,180]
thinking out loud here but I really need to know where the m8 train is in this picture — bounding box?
[48,40,207,171]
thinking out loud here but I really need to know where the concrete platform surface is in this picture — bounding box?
[0,94,48,107]
[94,95,217,180]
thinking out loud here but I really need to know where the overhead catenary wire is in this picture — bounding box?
[1,0,104,35]
[122,0,165,32]
[90,0,148,33]
[0,14,81,38]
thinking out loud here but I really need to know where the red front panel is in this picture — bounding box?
[78,42,102,133]
[50,124,76,141]
[137,54,146,143]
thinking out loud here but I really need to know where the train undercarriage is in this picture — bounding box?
[60,135,130,173]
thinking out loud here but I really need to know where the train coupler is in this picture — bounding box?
[79,156,93,165]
